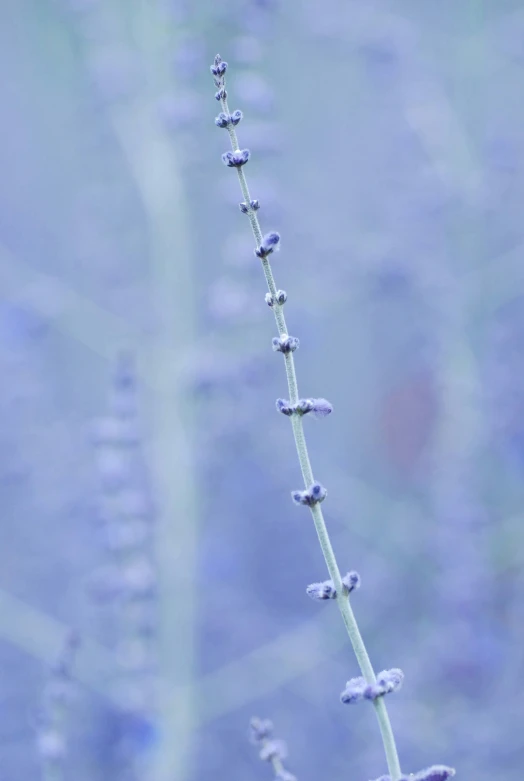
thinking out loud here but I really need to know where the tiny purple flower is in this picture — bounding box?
[222,149,250,167]
[340,675,367,704]
[373,668,404,697]
[306,579,336,600]
[293,398,315,414]
[291,481,327,506]
[210,62,227,78]
[215,109,243,128]
[307,571,360,601]
[265,289,287,306]
[309,397,333,418]
[276,398,294,416]
[341,668,403,704]
[272,334,299,354]
[210,55,228,79]
[255,231,280,258]
[214,112,229,128]
[275,397,332,417]
[297,398,333,417]
[240,199,260,214]
[342,571,361,593]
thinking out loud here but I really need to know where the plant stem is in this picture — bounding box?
[220,92,403,781]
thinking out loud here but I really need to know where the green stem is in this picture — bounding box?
[219,89,403,781]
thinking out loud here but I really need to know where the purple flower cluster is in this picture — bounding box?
[240,198,261,213]
[222,148,251,167]
[272,334,299,354]
[265,289,287,306]
[211,56,227,79]
[215,109,243,128]
[340,668,404,704]
[276,397,333,418]
[255,231,281,258]
[212,54,228,101]
[291,481,327,506]
[250,718,297,781]
[307,571,361,600]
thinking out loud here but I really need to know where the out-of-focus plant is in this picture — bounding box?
[249,717,296,781]
[35,630,80,781]
[90,353,158,780]
[208,53,456,781]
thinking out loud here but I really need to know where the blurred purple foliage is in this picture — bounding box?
[0,1,522,780]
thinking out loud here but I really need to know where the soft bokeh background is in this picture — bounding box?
[1,1,523,779]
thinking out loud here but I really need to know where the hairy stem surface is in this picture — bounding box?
[219,89,402,781]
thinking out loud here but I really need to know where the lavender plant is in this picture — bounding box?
[209,54,456,781]
[250,718,296,781]
[34,630,80,781]
[90,353,158,779]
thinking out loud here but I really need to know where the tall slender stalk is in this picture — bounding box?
[210,55,402,781]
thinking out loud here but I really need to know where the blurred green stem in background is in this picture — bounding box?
[94,2,199,779]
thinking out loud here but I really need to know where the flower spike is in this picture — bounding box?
[209,52,409,781]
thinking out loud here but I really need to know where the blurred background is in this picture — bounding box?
[1,1,523,779]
